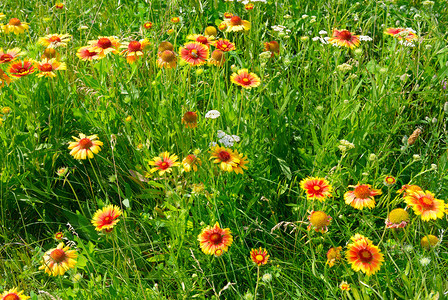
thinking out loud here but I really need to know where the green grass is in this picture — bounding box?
[1,0,448,299]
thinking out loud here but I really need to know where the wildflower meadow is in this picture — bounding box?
[1,0,448,299]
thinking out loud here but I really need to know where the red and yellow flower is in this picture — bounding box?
[120,39,150,64]
[383,175,396,186]
[404,190,445,221]
[231,69,261,89]
[179,42,209,66]
[157,50,177,69]
[224,16,250,32]
[344,184,382,210]
[91,204,123,232]
[397,184,422,197]
[8,59,35,78]
[149,152,180,175]
[300,177,333,201]
[54,232,64,240]
[384,28,418,41]
[54,3,64,9]
[328,29,360,49]
[264,41,280,57]
[181,111,198,128]
[35,58,66,78]
[76,46,100,61]
[245,3,254,10]
[346,235,384,276]
[339,282,350,291]
[182,154,202,172]
[307,211,332,233]
[88,36,120,57]
[187,34,215,48]
[210,145,240,172]
[250,247,269,266]
[1,288,30,300]
[0,70,11,88]
[326,246,342,267]
[214,39,236,52]
[198,222,233,255]
[143,21,153,30]
[68,133,103,160]
[171,16,180,24]
[39,242,78,276]
[37,34,72,48]
[0,48,25,64]
[2,18,29,34]
[385,208,409,228]
[232,149,249,174]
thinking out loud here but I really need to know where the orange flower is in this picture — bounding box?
[397,184,422,197]
[182,154,202,172]
[339,282,350,291]
[307,211,332,233]
[326,246,342,267]
[181,111,198,128]
[37,34,72,48]
[328,29,360,49]
[8,59,35,78]
[223,12,233,19]
[35,58,66,78]
[179,42,209,66]
[218,22,227,31]
[383,175,396,186]
[171,17,180,24]
[250,247,269,266]
[404,190,445,221]
[344,184,382,210]
[214,39,236,52]
[385,208,409,228]
[54,232,64,240]
[0,70,11,88]
[209,145,240,172]
[245,3,254,10]
[76,46,100,61]
[120,39,150,64]
[0,48,25,64]
[187,34,215,48]
[230,69,261,89]
[148,152,180,175]
[231,149,249,174]
[39,242,78,276]
[208,49,225,67]
[1,287,30,300]
[143,21,153,29]
[91,204,122,232]
[224,16,250,32]
[88,36,120,57]
[384,28,418,41]
[346,236,384,276]
[198,222,233,255]
[2,18,29,34]
[300,177,332,202]
[264,41,280,57]
[68,133,103,160]
[157,50,177,69]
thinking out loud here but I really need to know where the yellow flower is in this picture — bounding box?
[39,243,77,276]
[68,133,103,160]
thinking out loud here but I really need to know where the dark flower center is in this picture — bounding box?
[103,216,112,224]
[159,161,169,170]
[209,233,223,244]
[230,16,242,25]
[354,185,371,199]
[97,38,112,49]
[50,248,67,263]
[196,36,208,44]
[128,41,142,52]
[420,196,434,208]
[183,111,197,122]
[211,50,224,61]
[78,138,93,149]
[9,18,21,26]
[40,63,53,72]
[358,249,373,263]
[49,36,62,43]
[161,50,175,62]
[337,30,353,41]
[218,151,231,162]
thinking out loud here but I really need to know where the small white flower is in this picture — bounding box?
[419,257,431,266]
[217,130,226,138]
[284,14,292,19]
[205,110,221,119]
[403,244,414,253]
[368,153,377,161]
[231,135,241,142]
[359,35,372,41]
[209,141,217,147]
[319,30,328,35]
[302,14,309,19]
[431,164,437,171]
[262,273,272,283]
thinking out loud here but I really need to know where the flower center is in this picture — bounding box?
[183,111,197,122]
[358,249,373,263]
[337,30,352,41]
[9,18,21,26]
[161,50,175,62]
[420,196,434,208]
[354,185,371,199]
[388,208,409,224]
[97,37,112,49]
[0,54,13,62]
[40,63,53,72]
[218,151,231,162]
[50,248,67,263]
[4,294,20,300]
[313,185,321,191]
[196,36,208,44]
[128,41,142,52]
[159,161,170,169]
[17,67,30,74]
[43,48,58,59]
[230,16,242,25]
[103,215,112,224]
[49,35,62,43]
[209,233,223,244]
[242,78,250,83]
[255,254,264,262]
[310,211,328,227]
[190,49,199,58]
[78,138,93,149]
[212,50,224,61]
[84,49,97,57]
